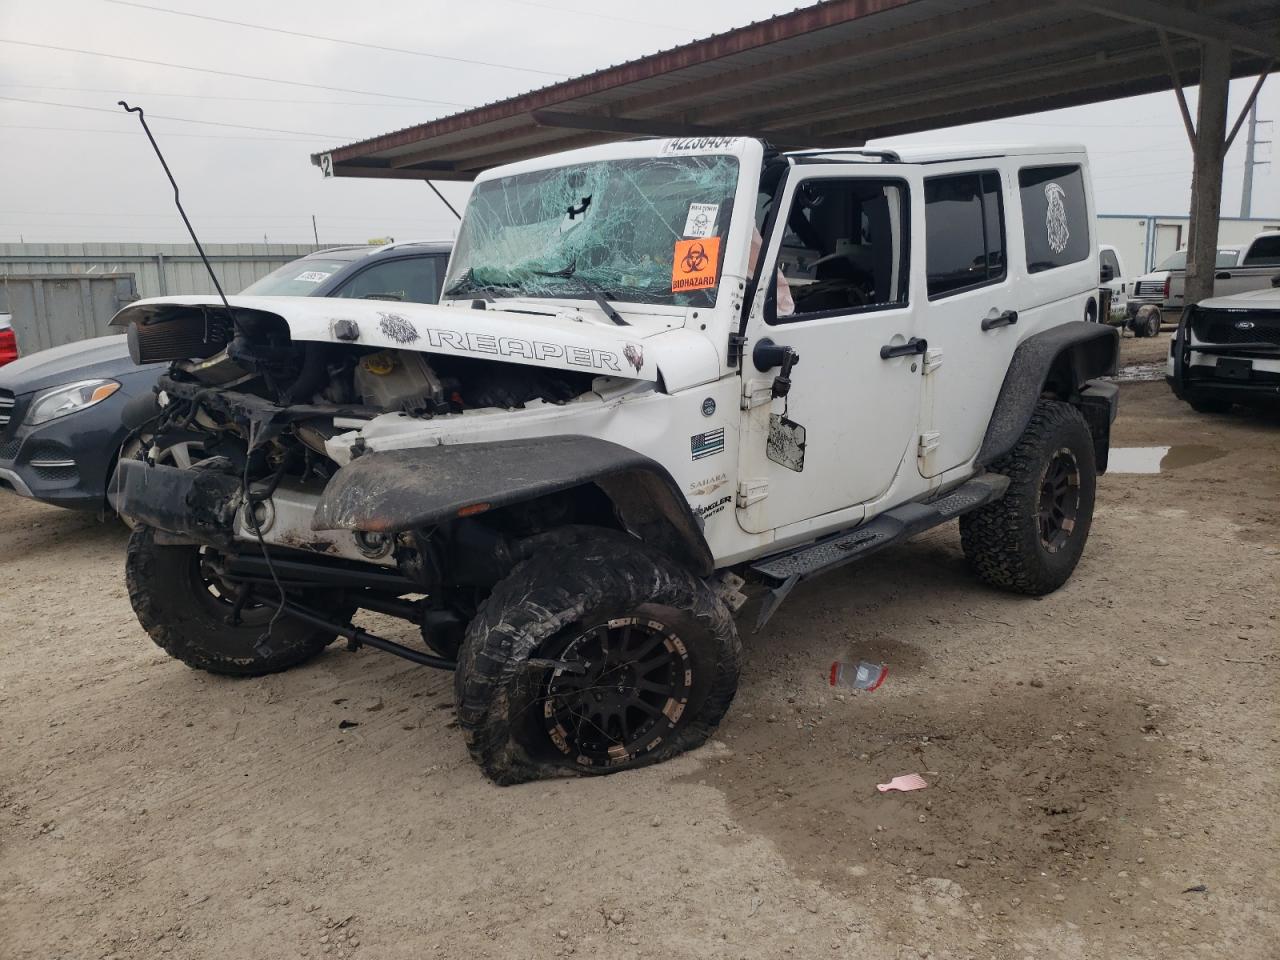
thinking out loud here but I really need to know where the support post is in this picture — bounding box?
[1184,41,1231,307]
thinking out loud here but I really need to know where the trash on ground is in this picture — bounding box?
[877,773,928,793]
[1181,884,1208,894]
[830,660,888,691]
[338,719,360,729]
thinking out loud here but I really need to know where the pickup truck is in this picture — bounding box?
[1130,231,1280,320]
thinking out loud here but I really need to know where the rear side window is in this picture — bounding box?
[924,171,1005,298]
[334,256,445,304]
[1019,165,1090,273]
[1242,234,1280,266]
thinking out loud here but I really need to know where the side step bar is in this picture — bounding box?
[747,472,1010,629]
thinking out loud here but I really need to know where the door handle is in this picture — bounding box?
[1215,271,1232,280]
[879,337,927,360]
[981,310,1018,331]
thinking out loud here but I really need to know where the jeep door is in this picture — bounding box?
[736,165,923,535]
[911,166,1015,479]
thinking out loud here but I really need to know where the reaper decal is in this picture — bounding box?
[1044,182,1070,255]
[623,343,644,373]
[378,312,420,344]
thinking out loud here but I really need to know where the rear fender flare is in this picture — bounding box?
[311,435,714,576]
[976,321,1119,469]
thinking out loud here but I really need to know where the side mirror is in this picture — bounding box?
[1099,264,1115,283]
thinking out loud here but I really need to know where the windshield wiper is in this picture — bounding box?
[441,268,508,300]
[534,260,629,326]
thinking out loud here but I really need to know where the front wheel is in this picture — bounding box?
[126,525,346,676]
[960,400,1097,595]
[454,532,741,785]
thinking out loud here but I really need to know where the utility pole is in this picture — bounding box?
[312,214,320,246]
[1240,100,1271,218]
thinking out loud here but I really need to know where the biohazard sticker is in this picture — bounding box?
[682,203,719,238]
[672,237,720,292]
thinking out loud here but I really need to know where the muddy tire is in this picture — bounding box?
[454,532,741,785]
[1132,305,1161,338]
[1187,395,1232,415]
[960,400,1096,595]
[126,525,342,676]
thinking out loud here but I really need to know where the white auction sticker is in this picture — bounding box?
[682,203,719,238]
[295,271,332,283]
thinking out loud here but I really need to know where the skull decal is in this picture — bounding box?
[1044,182,1070,255]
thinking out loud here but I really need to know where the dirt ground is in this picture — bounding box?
[3,332,1277,960]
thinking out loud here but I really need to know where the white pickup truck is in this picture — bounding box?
[1130,231,1280,320]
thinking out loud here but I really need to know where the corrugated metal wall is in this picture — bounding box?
[0,242,351,298]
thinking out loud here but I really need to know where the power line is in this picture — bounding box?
[0,95,352,138]
[498,0,682,30]
[0,83,433,108]
[0,123,336,143]
[0,39,476,108]
[105,0,569,78]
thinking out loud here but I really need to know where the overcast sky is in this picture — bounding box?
[1,0,1275,245]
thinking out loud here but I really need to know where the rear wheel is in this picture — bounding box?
[126,525,346,676]
[960,400,1097,595]
[454,533,741,784]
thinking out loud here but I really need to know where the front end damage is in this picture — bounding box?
[110,295,712,663]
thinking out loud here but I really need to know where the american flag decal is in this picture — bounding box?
[690,427,725,461]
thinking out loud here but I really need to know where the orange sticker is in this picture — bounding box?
[672,236,721,292]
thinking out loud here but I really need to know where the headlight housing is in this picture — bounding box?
[25,379,121,426]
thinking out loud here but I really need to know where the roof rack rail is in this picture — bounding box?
[786,147,902,165]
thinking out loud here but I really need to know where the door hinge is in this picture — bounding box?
[923,348,944,375]
[737,478,769,508]
[918,431,941,457]
[742,377,774,409]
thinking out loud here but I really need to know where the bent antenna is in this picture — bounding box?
[119,100,235,321]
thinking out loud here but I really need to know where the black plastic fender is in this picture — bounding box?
[976,321,1119,469]
[311,435,715,576]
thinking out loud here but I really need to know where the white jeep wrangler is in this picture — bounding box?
[111,138,1118,784]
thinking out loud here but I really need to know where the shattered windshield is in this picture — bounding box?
[443,155,740,308]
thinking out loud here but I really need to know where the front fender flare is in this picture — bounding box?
[976,321,1119,468]
[311,435,714,576]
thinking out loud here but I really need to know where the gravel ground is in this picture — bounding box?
[2,333,1277,960]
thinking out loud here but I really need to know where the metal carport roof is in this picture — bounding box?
[312,0,1277,182]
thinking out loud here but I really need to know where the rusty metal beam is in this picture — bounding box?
[597,0,1045,121]
[1224,64,1271,150]
[1071,0,1279,58]
[319,0,923,165]
[796,44,1207,140]
[528,110,849,150]
[762,35,1203,134]
[1159,27,1199,149]
[693,16,1135,129]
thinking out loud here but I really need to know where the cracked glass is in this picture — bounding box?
[443,155,740,308]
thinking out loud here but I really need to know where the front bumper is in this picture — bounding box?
[0,390,126,510]
[1166,339,1280,400]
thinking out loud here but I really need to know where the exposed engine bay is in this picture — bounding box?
[116,307,616,656]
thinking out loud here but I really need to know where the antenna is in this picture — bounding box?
[119,101,234,320]
[425,179,461,220]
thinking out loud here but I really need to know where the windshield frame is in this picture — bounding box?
[442,146,753,313]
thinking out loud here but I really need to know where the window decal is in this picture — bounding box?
[1045,183,1070,255]
[672,237,721,292]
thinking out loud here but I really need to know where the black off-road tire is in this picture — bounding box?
[454,531,741,785]
[126,525,341,676]
[1187,395,1233,415]
[960,400,1097,595]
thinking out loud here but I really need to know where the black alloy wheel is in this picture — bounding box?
[540,616,694,766]
[1037,447,1081,554]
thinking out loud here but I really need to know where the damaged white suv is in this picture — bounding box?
[112,138,1118,784]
